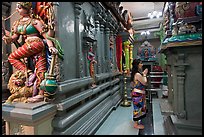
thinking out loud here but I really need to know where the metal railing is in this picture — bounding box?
[146,72,168,103]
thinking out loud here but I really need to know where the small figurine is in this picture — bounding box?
[177,20,197,34]
[87,46,97,87]
[177,21,187,34]
[144,49,149,60]
[172,22,179,36]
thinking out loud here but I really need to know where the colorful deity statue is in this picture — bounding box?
[87,45,97,87]
[2,2,64,103]
[137,41,156,61]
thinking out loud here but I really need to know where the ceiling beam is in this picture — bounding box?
[134,25,160,32]
[133,17,149,21]
[133,16,163,22]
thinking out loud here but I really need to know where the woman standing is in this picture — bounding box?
[130,59,148,129]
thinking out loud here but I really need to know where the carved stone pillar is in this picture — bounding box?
[2,2,11,102]
[74,2,84,78]
[2,17,10,89]
[82,9,97,78]
[174,53,189,119]
[100,24,105,73]
[161,40,202,135]
[113,33,118,71]
[113,23,120,72]
[109,30,114,71]
[105,27,111,72]
[53,2,64,82]
[94,6,102,74]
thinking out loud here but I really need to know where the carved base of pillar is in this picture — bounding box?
[5,118,54,135]
[163,115,202,135]
[2,102,57,135]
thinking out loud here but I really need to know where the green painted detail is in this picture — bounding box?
[26,24,38,34]
[40,79,58,94]
[46,33,64,60]
[163,33,202,44]
[17,24,38,34]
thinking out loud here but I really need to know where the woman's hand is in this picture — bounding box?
[130,81,135,88]
[49,46,58,54]
[143,68,148,76]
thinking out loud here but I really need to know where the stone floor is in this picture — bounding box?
[95,91,168,135]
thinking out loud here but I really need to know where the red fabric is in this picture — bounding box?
[116,35,122,72]
[34,2,50,21]
[8,41,46,72]
[152,65,163,88]
[8,40,47,88]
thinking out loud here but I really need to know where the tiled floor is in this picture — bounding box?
[95,93,167,135]
[95,103,139,135]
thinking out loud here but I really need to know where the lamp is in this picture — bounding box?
[148,2,162,19]
[141,31,150,35]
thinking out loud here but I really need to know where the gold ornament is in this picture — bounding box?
[17,2,32,10]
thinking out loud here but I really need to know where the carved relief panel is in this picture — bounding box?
[82,10,97,77]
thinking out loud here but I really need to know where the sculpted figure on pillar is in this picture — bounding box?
[87,45,97,87]
[2,2,64,103]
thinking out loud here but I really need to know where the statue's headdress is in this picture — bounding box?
[17,2,32,10]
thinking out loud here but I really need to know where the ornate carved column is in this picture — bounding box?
[94,20,100,74]
[109,30,114,71]
[113,23,120,72]
[104,27,111,72]
[74,2,84,78]
[52,2,64,82]
[174,53,189,119]
[94,4,102,74]
[113,33,118,71]
[99,16,105,73]
[2,2,11,102]
[2,20,10,87]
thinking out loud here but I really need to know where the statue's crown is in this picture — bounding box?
[17,2,32,10]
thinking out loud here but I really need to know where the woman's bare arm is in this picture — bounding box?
[135,72,148,86]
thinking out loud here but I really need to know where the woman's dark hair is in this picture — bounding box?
[130,59,141,82]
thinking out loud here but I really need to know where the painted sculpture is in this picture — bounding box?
[175,2,201,21]
[162,2,202,44]
[2,2,64,103]
[137,41,156,61]
[87,46,97,87]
